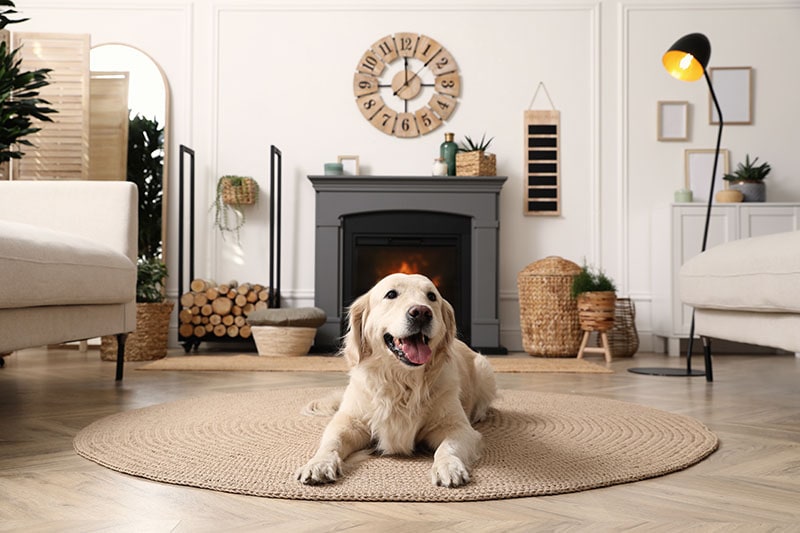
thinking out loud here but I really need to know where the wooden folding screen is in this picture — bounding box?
[89,72,129,181]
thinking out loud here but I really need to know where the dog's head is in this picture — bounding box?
[341,273,457,369]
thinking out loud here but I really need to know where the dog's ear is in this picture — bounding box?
[441,297,457,348]
[341,292,371,367]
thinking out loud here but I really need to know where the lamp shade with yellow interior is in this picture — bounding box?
[662,32,711,82]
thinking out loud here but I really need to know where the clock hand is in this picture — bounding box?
[392,56,435,96]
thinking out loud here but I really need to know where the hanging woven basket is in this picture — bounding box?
[576,291,616,332]
[221,176,258,206]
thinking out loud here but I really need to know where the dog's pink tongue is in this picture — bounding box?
[402,336,432,365]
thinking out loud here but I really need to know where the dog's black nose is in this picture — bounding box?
[408,305,432,325]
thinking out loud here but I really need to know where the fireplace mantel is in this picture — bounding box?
[308,174,507,353]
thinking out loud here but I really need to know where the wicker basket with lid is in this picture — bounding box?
[517,256,582,357]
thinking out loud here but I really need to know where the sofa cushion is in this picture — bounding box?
[0,220,136,309]
[680,230,800,313]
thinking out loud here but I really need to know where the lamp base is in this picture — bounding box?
[628,367,706,377]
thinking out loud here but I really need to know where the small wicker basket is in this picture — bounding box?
[100,301,175,361]
[517,256,582,357]
[456,151,496,176]
[251,325,316,356]
[577,291,616,332]
[221,177,257,206]
[595,297,639,357]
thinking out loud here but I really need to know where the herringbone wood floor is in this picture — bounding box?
[1,346,798,532]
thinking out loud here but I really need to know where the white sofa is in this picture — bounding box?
[680,229,800,379]
[0,181,138,380]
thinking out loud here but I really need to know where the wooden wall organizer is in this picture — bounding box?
[524,83,561,216]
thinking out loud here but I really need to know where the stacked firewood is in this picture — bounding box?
[178,279,270,339]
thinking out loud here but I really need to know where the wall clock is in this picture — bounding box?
[353,33,460,138]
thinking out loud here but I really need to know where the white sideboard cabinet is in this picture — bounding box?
[652,203,800,355]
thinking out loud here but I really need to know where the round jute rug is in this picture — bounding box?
[73,388,718,502]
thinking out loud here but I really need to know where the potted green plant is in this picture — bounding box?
[455,133,496,176]
[101,114,173,361]
[0,0,57,175]
[571,263,617,332]
[211,175,258,241]
[723,154,771,202]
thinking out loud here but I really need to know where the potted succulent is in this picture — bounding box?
[571,263,617,332]
[0,0,57,176]
[455,133,496,176]
[211,175,258,241]
[723,154,771,202]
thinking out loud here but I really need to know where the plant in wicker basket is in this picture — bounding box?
[211,175,259,241]
[571,263,616,332]
[455,133,496,176]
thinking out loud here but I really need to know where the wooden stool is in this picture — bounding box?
[577,331,612,363]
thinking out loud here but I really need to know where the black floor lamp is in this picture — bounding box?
[629,33,722,382]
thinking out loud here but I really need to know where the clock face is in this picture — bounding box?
[353,33,460,138]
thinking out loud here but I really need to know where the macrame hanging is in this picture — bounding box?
[524,82,561,216]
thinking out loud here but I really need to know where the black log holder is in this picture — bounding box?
[176,144,282,352]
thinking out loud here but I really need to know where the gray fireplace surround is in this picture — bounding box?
[308,175,507,353]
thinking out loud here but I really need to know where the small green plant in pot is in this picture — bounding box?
[455,133,496,176]
[723,154,770,202]
[212,175,258,241]
[571,263,617,332]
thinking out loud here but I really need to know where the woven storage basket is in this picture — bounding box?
[456,151,496,176]
[221,177,257,206]
[252,325,316,356]
[595,297,639,357]
[100,301,175,361]
[517,256,582,357]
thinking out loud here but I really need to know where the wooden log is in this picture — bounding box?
[190,278,215,292]
[209,314,222,326]
[179,324,195,337]
[234,294,247,307]
[180,292,195,307]
[193,325,206,337]
[243,303,255,316]
[236,283,251,295]
[213,324,227,337]
[258,289,269,302]
[227,325,239,337]
[205,287,220,300]
[227,289,237,299]
[254,301,268,311]
[246,290,258,303]
[234,315,246,327]
[218,283,230,295]
[179,309,193,324]
[201,304,213,316]
[205,323,214,332]
[191,315,202,325]
[239,324,252,338]
[222,315,234,326]
[211,297,232,316]
[231,305,243,316]
[193,292,208,307]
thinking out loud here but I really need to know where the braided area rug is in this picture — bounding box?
[74,388,717,502]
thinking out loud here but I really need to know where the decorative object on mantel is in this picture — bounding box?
[456,133,496,176]
[337,154,360,176]
[674,188,693,203]
[524,82,561,215]
[630,32,723,381]
[440,131,458,175]
[571,262,616,363]
[432,157,447,176]
[517,256,582,358]
[323,162,343,176]
[212,175,258,241]
[723,154,770,202]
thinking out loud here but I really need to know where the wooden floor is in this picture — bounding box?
[1,347,798,532]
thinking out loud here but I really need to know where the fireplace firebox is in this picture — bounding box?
[308,175,507,353]
[342,211,471,343]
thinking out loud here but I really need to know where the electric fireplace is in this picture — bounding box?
[308,174,507,353]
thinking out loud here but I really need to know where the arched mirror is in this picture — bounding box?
[89,43,170,262]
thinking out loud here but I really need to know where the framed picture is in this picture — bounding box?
[657,101,689,141]
[685,149,730,202]
[709,67,752,125]
[337,155,360,176]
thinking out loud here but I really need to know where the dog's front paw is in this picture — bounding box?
[296,451,343,485]
[431,456,471,488]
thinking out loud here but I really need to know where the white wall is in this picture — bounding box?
[20,0,800,350]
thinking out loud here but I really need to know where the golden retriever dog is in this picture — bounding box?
[296,273,496,488]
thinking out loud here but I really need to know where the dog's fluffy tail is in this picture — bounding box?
[302,389,344,416]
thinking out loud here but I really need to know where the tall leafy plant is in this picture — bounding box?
[0,0,57,164]
[127,113,166,303]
